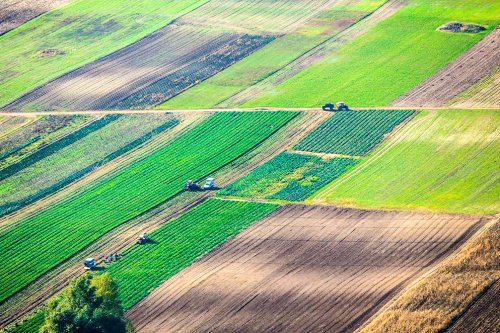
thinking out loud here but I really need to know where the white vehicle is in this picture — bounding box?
[203,178,215,190]
[84,258,97,270]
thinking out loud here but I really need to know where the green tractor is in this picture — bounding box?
[322,102,349,112]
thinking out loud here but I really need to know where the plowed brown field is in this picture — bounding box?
[446,280,500,333]
[0,0,68,35]
[391,27,500,107]
[127,205,484,333]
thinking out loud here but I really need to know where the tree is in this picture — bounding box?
[40,274,132,333]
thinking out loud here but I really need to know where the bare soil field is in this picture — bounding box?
[446,280,500,333]
[0,0,69,36]
[391,27,499,107]
[127,204,484,333]
[450,67,500,108]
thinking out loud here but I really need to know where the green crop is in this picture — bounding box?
[295,110,414,156]
[106,199,278,309]
[0,111,296,303]
[218,152,357,201]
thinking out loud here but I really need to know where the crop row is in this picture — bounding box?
[0,111,296,304]
[0,115,83,169]
[295,110,415,156]
[0,115,120,181]
[0,115,179,217]
[114,34,274,109]
[218,152,358,201]
[105,198,278,309]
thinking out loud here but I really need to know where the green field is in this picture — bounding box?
[218,152,357,201]
[245,0,500,107]
[295,110,414,155]
[0,114,178,216]
[0,0,208,107]
[106,199,278,309]
[0,111,296,304]
[312,110,500,214]
[157,0,386,109]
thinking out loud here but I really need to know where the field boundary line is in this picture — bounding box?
[354,216,496,333]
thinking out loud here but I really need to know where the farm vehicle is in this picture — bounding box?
[184,178,216,191]
[138,233,148,245]
[322,102,349,112]
[84,258,97,270]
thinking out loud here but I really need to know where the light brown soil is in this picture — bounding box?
[0,111,326,328]
[0,0,69,35]
[391,27,500,107]
[446,280,500,333]
[126,205,484,333]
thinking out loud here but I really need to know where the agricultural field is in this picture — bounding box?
[0,111,296,304]
[126,204,484,332]
[158,0,389,109]
[0,115,89,170]
[218,152,357,201]
[361,219,499,332]
[3,0,362,111]
[450,67,500,108]
[0,0,208,107]
[295,110,414,156]
[312,110,500,215]
[244,0,500,107]
[392,27,500,107]
[0,0,69,35]
[106,199,278,309]
[0,114,179,217]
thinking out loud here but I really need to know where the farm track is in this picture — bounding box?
[445,280,500,333]
[391,27,500,107]
[126,205,485,333]
[1,105,499,118]
[219,0,407,107]
[2,0,345,111]
[0,0,69,36]
[0,111,326,329]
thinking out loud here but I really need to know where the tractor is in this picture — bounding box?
[84,258,97,270]
[322,102,349,112]
[138,233,148,245]
[184,178,216,191]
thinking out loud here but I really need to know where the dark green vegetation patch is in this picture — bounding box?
[106,199,278,309]
[295,110,414,156]
[218,152,357,201]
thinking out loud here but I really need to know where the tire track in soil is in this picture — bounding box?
[391,27,500,107]
[0,111,325,329]
[126,205,484,333]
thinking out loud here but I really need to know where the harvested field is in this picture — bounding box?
[446,280,500,333]
[391,28,500,107]
[127,204,484,333]
[0,0,69,35]
[3,0,353,111]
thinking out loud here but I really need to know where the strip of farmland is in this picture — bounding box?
[0,111,296,305]
[126,204,484,333]
[295,110,414,155]
[0,0,69,36]
[313,110,499,215]
[0,114,179,217]
[0,111,323,329]
[391,27,500,107]
[3,0,346,111]
[0,0,209,107]
[450,67,500,108]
